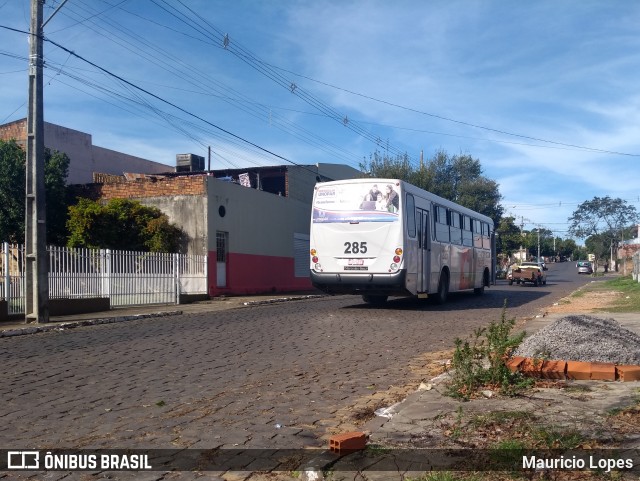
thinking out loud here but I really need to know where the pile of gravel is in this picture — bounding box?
[513,315,640,365]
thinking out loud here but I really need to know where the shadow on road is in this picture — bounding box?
[342,286,551,312]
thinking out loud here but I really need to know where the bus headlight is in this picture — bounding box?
[315,263,322,270]
[390,263,398,271]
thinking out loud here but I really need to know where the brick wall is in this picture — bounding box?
[0,119,27,147]
[71,175,207,201]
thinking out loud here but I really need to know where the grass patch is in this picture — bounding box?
[492,439,527,451]
[592,276,640,312]
[470,411,534,429]
[571,288,587,298]
[532,427,584,449]
[602,276,640,311]
[563,383,592,393]
[408,473,484,481]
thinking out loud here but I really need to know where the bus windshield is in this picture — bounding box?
[312,182,400,223]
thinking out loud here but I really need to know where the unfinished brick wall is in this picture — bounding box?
[0,119,27,147]
[70,175,207,201]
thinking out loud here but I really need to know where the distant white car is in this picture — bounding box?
[507,261,547,285]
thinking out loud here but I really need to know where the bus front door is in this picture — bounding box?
[417,209,431,294]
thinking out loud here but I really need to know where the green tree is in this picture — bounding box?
[360,149,504,225]
[496,216,522,256]
[585,233,610,261]
[360,151,414,182]
[0,139,70,245]
[44,148,71,245]
[0,140,25,243]
[67,198,183,252]
[525,227,555,258]
[568,196,638,240]
[568,196,639,266]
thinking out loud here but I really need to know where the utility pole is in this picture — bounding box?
[25,0,49,323]
[519,216,525,262]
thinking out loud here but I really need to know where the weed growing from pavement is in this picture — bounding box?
[363,443,391,454]
[449,406,465,440]
[445,301,532,400]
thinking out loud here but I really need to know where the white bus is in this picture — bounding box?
[309,178,495,304]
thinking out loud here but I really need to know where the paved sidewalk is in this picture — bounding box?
[0,292,325,337]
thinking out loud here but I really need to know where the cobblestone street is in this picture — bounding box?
[1,264,591,479]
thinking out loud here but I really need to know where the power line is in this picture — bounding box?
[43,1,366,168]
[269,64,640,158]
[1,17,364,170]
[42,35,328,178]
[134,1,640,166]
[146,1,416,163]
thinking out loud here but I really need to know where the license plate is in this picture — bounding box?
[348,259,364,265]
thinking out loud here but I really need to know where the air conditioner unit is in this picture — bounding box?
[176,153,205,172]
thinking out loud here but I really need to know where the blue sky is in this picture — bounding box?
[1,0,639,241]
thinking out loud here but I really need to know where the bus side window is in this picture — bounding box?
[482,222,491,249]
[462,215,473,246]
[435,205,449,242]
[473,219,482,248]
[406,194,416,237]
[450,210,462,245]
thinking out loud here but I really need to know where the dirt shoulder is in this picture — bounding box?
[331,280,640,480]
[544,285,624,314]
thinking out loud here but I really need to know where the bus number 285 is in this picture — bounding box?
[344,242,367,254]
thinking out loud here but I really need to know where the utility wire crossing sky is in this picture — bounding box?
[1,0,639,240]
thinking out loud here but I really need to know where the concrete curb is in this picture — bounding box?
[242,294,326,306]
[0,311,183,338]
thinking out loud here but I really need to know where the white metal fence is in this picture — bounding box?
[1,242,208,313]
[2,243,26,315]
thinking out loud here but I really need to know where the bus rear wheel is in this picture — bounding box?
[362,295,388,305]
[474,269,489,295]
[434,271,449,304]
